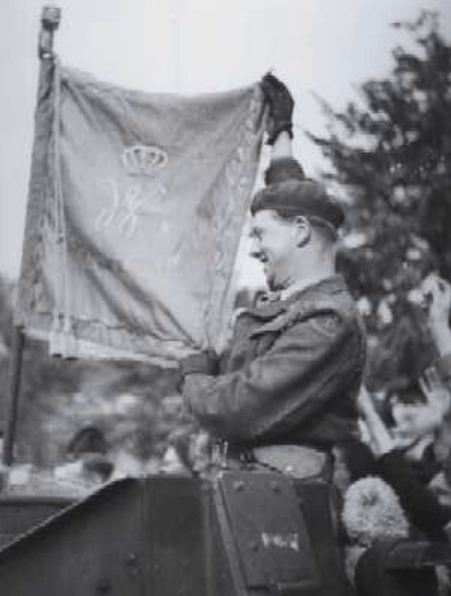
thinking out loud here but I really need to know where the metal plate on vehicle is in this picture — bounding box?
[218,471,321,591]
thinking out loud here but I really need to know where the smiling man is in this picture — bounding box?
[249,179,343,296]
[180,75,366,479]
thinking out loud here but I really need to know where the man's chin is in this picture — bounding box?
[263,266,280,292]
[266,276,278,292]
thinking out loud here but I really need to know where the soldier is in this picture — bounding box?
[180,75,366,480]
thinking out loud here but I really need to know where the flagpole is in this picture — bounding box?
[2,6,61,467]
[2,327,25,466]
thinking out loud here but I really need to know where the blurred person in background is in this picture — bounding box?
[356,384,451,543]
[55,425,113,486]
[333,384,451,593]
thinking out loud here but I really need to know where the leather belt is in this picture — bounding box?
[210,441,333,480]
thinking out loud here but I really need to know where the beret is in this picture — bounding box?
[250,178,345,230]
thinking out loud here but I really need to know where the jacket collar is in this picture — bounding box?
[245,275,347,321]
[283,274,347,305]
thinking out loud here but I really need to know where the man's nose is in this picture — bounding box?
[249,240,262,260]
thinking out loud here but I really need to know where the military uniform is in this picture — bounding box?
[183,275,366,463]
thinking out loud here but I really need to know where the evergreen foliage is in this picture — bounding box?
[309,11,451,388]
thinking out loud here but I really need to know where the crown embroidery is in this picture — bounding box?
[121,145,168,177]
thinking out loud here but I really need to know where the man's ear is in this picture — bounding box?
[294,216,311,247]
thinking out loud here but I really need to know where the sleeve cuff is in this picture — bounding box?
[180,351,218,376]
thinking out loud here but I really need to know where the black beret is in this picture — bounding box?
[250,179,345,230]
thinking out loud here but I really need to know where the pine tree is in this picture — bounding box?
[309,11,451,388]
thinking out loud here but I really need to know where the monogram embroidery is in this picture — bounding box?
[95,145,169,238]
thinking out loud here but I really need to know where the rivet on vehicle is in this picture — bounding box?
[270,480,280,493]
[126,552,138,565]
[233,480,245,491]
[249,540,259,552]
[96,578,111,594]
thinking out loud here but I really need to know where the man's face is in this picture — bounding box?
[249,210,301,290]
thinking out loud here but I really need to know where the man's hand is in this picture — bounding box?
[260,73,294,145]
[421,274,451,322]
[419,368,451,418]
[180,349,219,377]
[421,274,451,355]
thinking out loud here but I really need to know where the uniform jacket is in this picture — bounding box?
[183,275,366,450]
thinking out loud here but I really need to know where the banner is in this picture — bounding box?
[15,61,265,365]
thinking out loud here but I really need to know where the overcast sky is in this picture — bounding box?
[0,0,450,281]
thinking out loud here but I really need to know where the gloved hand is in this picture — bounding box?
[180,349,219,377]
[260,73,294,145]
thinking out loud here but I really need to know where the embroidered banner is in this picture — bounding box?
[15,61,265,365]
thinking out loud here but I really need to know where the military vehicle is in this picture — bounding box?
[0,469,346,595]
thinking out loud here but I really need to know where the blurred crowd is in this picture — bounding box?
[339,273,451,590]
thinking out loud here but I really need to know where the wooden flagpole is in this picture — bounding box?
[2,6,61,467]
[2,327,25,466]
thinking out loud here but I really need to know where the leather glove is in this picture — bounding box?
[180,349,219,377]
[260,73,294,144]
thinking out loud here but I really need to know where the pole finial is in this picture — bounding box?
[39,5,61,60]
